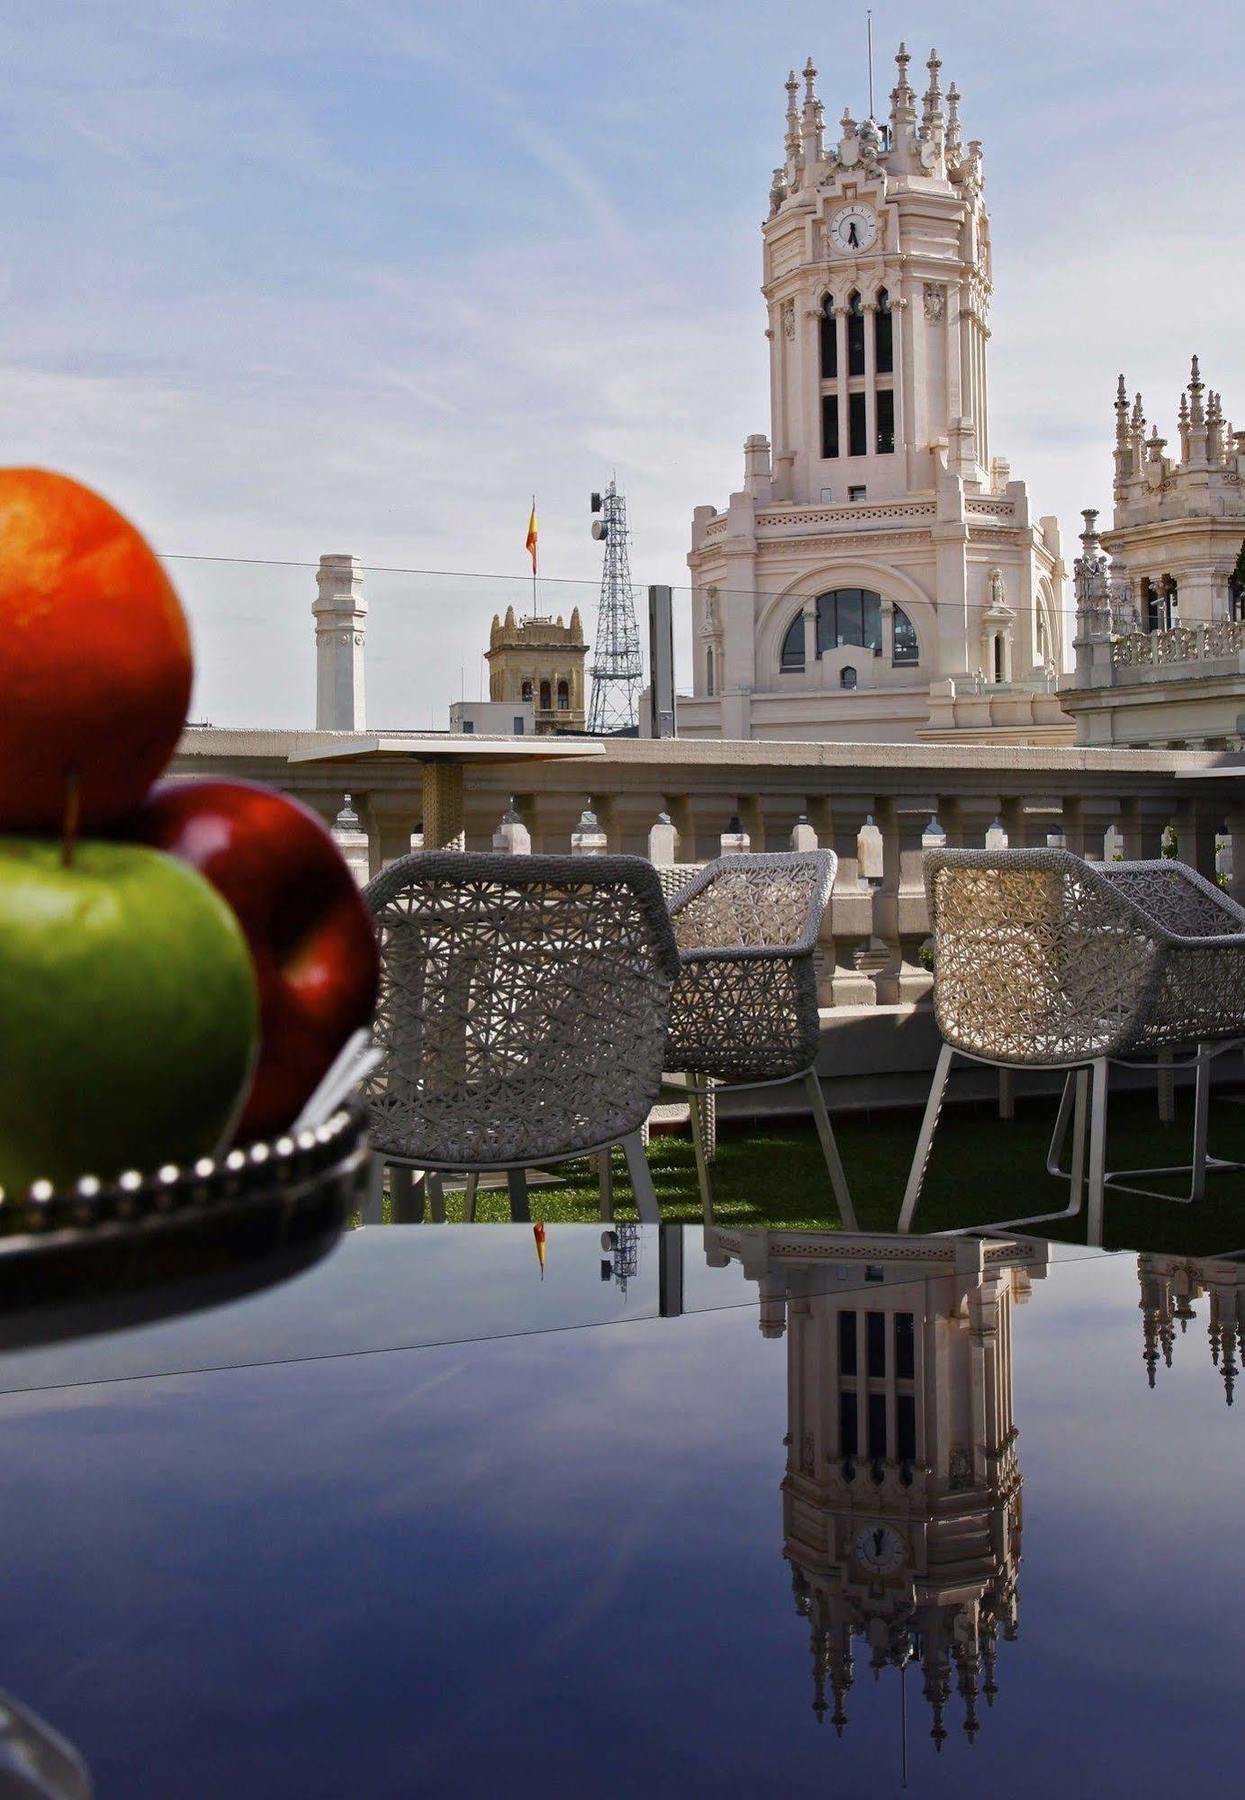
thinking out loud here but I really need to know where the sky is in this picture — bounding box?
[2,0,1243,728]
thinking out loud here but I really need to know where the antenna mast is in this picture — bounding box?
[587,481,644,734]
[867,10,875,118]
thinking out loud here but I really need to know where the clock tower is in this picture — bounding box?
[684,46,1070,745]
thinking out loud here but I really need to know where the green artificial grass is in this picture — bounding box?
[375,1086,1245,1257]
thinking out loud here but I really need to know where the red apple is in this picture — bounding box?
[134,778,379,1141]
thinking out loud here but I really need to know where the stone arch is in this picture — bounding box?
[758,562,938,679]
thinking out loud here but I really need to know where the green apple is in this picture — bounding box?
[0,839,259,1196]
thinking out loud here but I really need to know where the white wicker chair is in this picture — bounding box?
[361,852,680,1223]
[662,852,856,1227]
[899,849,1245,1241]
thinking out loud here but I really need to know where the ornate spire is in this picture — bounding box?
[1178,390,1191,462]
[1189,354,1206,426]
[800,55,823,171]
[923,46,944,122]
[946,81,963,160]
[1208,390,1224,463]
[784,67,801,177]
[1115,373,1130,445]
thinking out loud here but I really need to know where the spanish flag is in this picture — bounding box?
[525,499,538,574]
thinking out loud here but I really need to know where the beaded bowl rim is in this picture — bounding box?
[0,1104,368,1251]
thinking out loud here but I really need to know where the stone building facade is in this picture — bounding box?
[681,46,1070,746]
[485,606,587,734]
[1064,359,1245,748]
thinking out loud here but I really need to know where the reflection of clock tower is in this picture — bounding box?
[684,45,1069,745]
[707,1227,1047,1747]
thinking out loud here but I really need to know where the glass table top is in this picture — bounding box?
[1,1219,1243,1795]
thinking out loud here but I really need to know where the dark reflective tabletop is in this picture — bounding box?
[2,1221,1244,1795]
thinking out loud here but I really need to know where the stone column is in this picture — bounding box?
[420,763,465,851]
[330,794,371,887]
[313,553,367,730]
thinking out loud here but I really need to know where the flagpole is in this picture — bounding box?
[531,491,537,617]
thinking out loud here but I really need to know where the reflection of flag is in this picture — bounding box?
[525,502,538,573]
[533,1220,546,1279]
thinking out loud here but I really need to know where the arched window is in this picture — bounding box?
[521,679,533,702]
[840,665,857,690]
[891,606,919,666]
[539,679,552,711]
[782,589,920,672]
[556,679,569,710]
[847,291,865,377]
[875,289,893,374]
[819,296,837,379]
[705,645,715,696]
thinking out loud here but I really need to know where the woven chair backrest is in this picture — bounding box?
[362,852,679,1166]
[668,852,836,955]
[924,848,1161,1065]
[1097,859,1245,939]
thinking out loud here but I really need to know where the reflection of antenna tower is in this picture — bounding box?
[601,1224,641,1298]
[587,481,643,734]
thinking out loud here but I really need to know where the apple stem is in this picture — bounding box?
[61,766,81,869]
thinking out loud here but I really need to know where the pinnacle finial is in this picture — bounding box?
[803,55,817,101]
[1117,373,1127,402]
[1190,353,1202,387]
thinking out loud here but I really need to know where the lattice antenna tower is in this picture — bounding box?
[587,480,644,734]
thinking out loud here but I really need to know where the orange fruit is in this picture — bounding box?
[0,468,192,833]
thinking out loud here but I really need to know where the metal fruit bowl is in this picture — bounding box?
[0,1103,371,1349]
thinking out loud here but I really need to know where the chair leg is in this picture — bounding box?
[1191,1042,1211,1203]
[1086,1058,1109,1246]
[620,1132,660,1224]
[390,1163,424,1224]
[507,1168,531,1222]
[463,1173,479,1222]
[898,1043,954,1233]
[427,1172,446,1223]
[687,1086,714,1223]
[362,1153,385,1225]
[1157,1050,1176,1125]
[804,1069,857,1232]
[997,1068,1015,1121]
[598,1149,615,1221]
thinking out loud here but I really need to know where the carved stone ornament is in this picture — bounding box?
[782,298,796,340]
[923,282,946,323]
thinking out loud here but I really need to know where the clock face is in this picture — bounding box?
[829,204,878,255]
[854,1524,906,1574]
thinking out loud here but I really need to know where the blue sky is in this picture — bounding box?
[3,0,1243,727]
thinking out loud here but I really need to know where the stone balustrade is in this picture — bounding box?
[1112,618,1245,668]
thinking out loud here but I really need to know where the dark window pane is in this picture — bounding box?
[892,605,919,665]
[840,664,857,690]
[847,293,865,376]
[837,589,863,646]
[877,388,895,454]
[539,680,551,710]
[839,1391,859,1457]
[820,304,837,378]
[862,592,882,652]
[821,394,839,458]
[838,1309,857,1375]
[780,615,805,672]
[867,1391,888,1459]
[895,1312,915,1380]
[866,1311,886,1378]
[849,391,867,456]
[896,1394,917,1463]
[875,294,894,374]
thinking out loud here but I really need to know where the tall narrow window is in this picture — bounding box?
[819,298,837,378]
[875,289,894,373]
[896,1395,917,1464]
[848,391,867,457]
[867,1392,888,1461]
[894,1313,915,1380]
[705,646,715,696]
[539,679,551,711]
[821,394,839,459]
[839,1392,859,1458]
[866,1311,886,1378]
[556,679,569,710]
[876,388,895,454]
[847,291,865,376]
[839,1310,858,1375]
[521,679,533,701]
